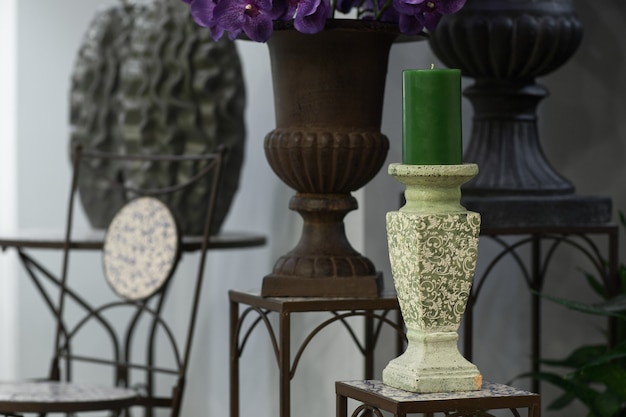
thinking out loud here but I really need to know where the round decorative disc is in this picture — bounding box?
[102,197,180,300]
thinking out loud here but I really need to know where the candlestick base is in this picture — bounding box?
[383,329,482,393]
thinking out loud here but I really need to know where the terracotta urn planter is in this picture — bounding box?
[261,21,422,297]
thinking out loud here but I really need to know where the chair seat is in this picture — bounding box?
[0,381,138,413]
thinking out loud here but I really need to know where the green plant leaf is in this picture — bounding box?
[522,371,622,417]
[581,268,609,299]
[541,344,608,369]
[577,363,626,401]
[520,372,591,403]
[619,264,626,292]
[549,390,576,410]
[619,211,626,230]
[574,342,626,369]
[540,293,626,319]
[590,391,624,417]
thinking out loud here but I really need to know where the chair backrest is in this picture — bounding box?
[50,145,226,417]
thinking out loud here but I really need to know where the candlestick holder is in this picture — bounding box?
[383,163,482,393]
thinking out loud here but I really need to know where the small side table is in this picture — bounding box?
[336,380,540,417]
[230,290,403,417]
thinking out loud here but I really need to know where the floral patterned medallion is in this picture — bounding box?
[103,197,180,300]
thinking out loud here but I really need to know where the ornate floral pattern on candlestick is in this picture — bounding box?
[383,163,482,393]
[387,213,479,329]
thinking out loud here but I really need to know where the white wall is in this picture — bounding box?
[0,0,18,381]
[9,1,626,417]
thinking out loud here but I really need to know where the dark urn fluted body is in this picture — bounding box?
[429,0,611,227]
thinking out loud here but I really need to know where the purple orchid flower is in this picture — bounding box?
[180,0,465,40]
[336,0,364,14]
[398,12,425,34]
[213,0,275,42]
[294,0,332,34]
[392,0,464,32]
[185,0,226,40]
[423,0,465,30]
[392,0,424,15]
[359,0,399,22]
[270,0,299,20]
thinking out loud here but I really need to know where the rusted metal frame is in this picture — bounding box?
[537,233,607,289]
[231,299,403,417]
[337,389,348,417]
[465,229,615,394]
[16,249,176,402]
[290,311,402,380]
[528,233,594,394]
[172,147,225,417]
[447,411,497,417]
[608,227,619,347]
[124,303,149,388]
[279,311,291,417]
[230,298,241,417]
[14,249,121,382]
[363,309,406,379]
[327,310,398,354]
[143,282,173,417]
[235,306,280,364]
[53,145,84,378]
[73,145,225,417]
[464,235,532,359]
[336,381,540,417]
[60,354,179,376]
[59,300,181,376]
[16,250,65,329]
[350,404,385,417]
[79,147,223,199]
[530,236,542,394]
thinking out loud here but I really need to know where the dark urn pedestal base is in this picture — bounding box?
[260,190,384,298]
[262,273,383,298]
[465,195,613,229]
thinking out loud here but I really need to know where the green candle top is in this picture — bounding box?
[402,68,462,165]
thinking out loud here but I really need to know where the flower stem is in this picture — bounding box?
[377,0,392,19]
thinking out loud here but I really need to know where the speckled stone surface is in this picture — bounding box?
[0,381,137,403]
[340,380,535,401]
[0,381,137,413]
[383,163,482,393]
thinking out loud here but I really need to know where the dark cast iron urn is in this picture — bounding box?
[429,0,612,228]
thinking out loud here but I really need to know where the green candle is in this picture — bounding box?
[402,68,463,165]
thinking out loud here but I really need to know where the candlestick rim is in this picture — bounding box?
[388,162,479,177]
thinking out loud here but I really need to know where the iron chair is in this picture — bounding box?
[0,144,227,416]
